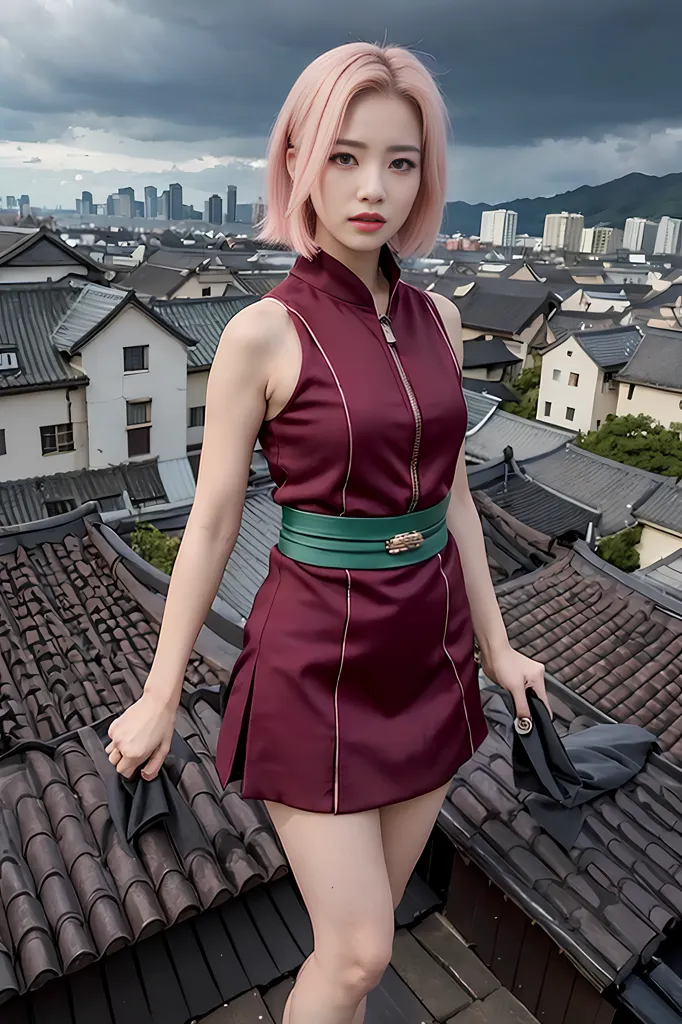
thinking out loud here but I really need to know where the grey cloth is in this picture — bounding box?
[490,689,659,850]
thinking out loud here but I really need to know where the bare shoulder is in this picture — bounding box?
[218,296,291,354]
[424,290,463,362]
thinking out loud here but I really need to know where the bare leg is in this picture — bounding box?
[265,800,394,1024]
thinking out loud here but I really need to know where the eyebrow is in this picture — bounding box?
[334,138,422,154]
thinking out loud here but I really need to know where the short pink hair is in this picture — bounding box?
[256,42,449,260]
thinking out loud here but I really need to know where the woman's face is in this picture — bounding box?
[304,91,423,253]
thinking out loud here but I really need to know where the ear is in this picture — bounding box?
[285,145,296,181]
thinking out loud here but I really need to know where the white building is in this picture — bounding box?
[654,217,682,256]
[479,209,518,247]
[580,227,595,254]
[623,217,658,254]
[592,226,624,255]
[542,212,585,252]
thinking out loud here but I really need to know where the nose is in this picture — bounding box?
[356,164,386,205]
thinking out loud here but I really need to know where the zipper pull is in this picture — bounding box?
[379,315,397,344]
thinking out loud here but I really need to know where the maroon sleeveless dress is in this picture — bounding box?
[215,245,487,813]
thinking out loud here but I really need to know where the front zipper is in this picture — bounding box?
[378,313,422,513]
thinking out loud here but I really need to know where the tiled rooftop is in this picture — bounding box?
[0,508,286,1002]
[496,543,682,761]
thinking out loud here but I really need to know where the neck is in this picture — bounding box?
[313,224,389,308]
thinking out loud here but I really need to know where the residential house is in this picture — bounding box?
[560,284,632,314]
[615,326,682,429]
[633,477,682,566]
[432,273,561,370]
[121,248,292,299]
[0,224,108,285]
[460,336,521,390]
[0,281,196,480]
[537,325,642,432]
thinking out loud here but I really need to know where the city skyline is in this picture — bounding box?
[1,2,682,209]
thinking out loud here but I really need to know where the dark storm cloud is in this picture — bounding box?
[0,0,680,148]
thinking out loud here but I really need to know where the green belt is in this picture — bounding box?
[278,492,451,569]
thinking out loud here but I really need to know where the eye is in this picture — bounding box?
[391,157,417,171]
[330,152,357,166]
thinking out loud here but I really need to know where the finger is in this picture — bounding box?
[141,744,169,782]
[108,721,119,742]
[116,756,141,779]
[511,685,531,721]
[108,747,122,766]
[105,741,115,755]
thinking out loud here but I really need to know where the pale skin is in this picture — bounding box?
[106,90,549,1024]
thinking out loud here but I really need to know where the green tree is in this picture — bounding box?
[500,355,541,419]
[597,524,643,573]
[575,414,682,476]
[131,522,180,575]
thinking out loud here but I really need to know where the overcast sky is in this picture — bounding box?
[1,0,681,210]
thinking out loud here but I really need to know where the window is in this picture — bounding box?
[627,383,635,400]
[596,420,601,429]
[566,407,575,422]
[567,350,573,357]
[126,400,151,457]
[568,372,579,387]
[202,286,212,297]
[45,499,76,517]
[40,423,74,455]
[0,429,5,456]
[552,369,561,382]
[123,345,149,372]
[0,351,19,371]
[189,406,206,427]
[544,401,552,416]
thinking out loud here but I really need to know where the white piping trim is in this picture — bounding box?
[437,552,475,756]
[262,296,354,516]
[408,284,462,381]
[333,570,352,814]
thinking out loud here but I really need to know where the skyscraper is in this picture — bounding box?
[226,184,237,222]
[159,190,170,220]
[81,191,94,216]
[106,194,116,216]
[169,183,183,220]
[542,212,584,252]
[654,217,682,256]
[117,187,136,218]
[144,185,158,219]
[6,197,17,209]
[623,217,658,254]
[252,196,266,226]
[479,210,517,247]
[208,194,223,225]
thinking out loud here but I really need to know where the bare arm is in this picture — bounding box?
[429,292,549,719]
[107,300,281,777]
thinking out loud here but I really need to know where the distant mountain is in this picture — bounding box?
[442,172,682,238]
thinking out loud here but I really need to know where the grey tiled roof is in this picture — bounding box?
[617,326,682,391]
[151,294,259,368]
[465,408,574,463]
[51,283,128,353]
[462,388,499,433]
[524,443,666,536]
[574,326,642,370]
[234,272,288,296]
[481,472,600,538]
[462,337,521,369]
[0,459,167,526]
[119,263,186,298]
[634,478,682,533]
[636,546,682,599]
[460,376,520,403]
[548,311,617,335]
[217,488,282,620]
[433,278,558,335]
[0,282,86,390]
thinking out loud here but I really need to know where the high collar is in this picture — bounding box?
[289,244,401,310]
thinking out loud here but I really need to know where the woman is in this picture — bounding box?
[106,41,549,1024]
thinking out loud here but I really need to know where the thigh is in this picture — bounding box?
[264,800,395,958]
[379,782,451,908]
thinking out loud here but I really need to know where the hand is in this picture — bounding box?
[479,643,551,721]
[106,691,177,781]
